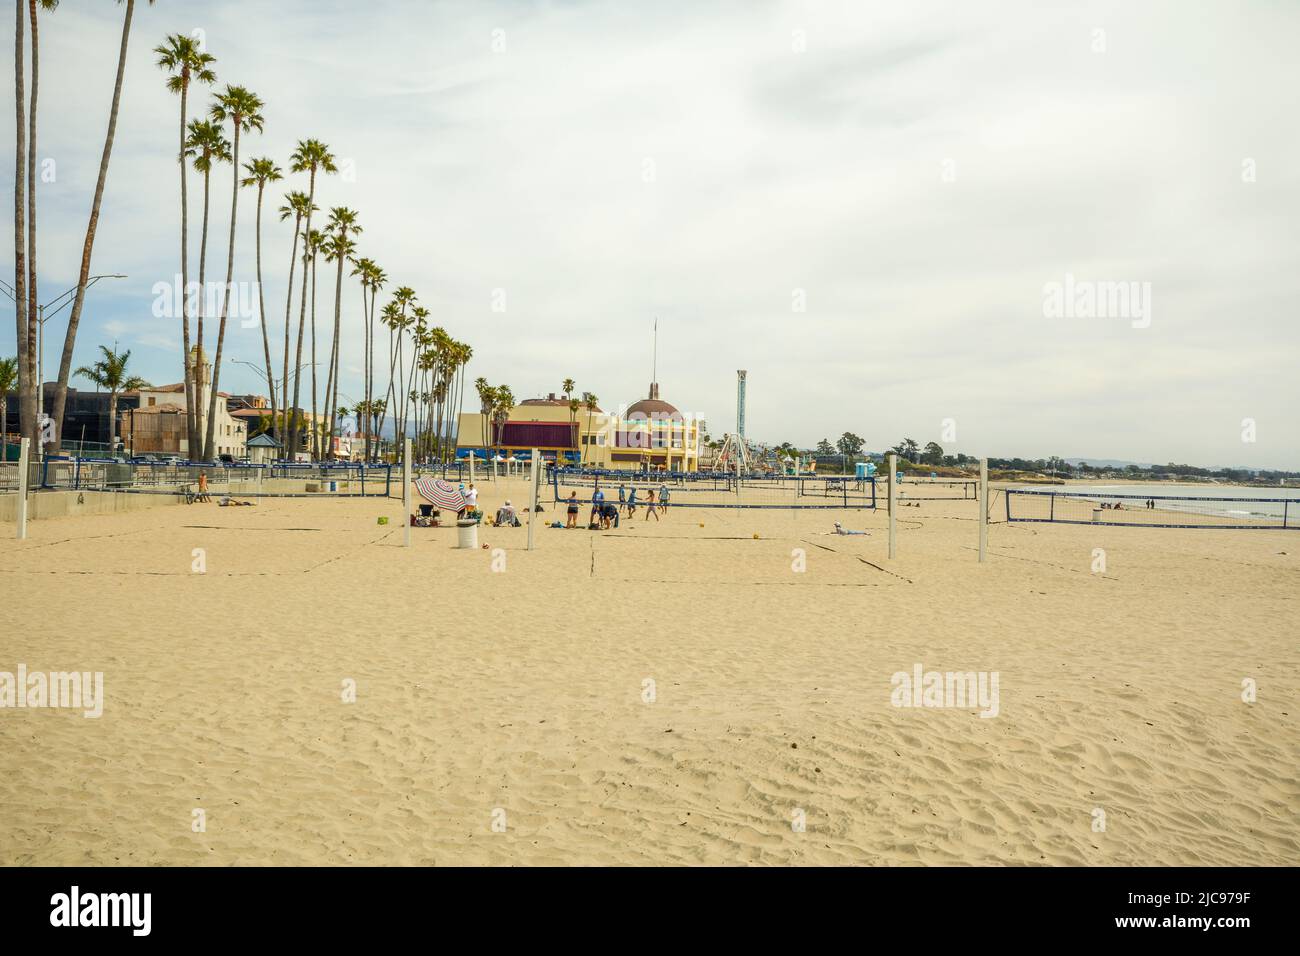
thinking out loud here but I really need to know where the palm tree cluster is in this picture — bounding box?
[152,37,477,462]
[12,13,477,463]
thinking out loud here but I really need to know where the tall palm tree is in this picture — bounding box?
[14,1,31,450]
[276,189,312,444]
[474,376,491,454]
[381,287,416,448]
[321,207,360,460]
[303,228,324,458]
[0,356,17,463]
[350,257,384,461]
[582,392,599,465]
[21,1,59,449]
[375,300,401,447]
[183,116,229,451]
[202,84,264,461]
[286,138,336,458]
[74,344,148,455]
[49,0,155,455]
[155,32,217,456]
[240,156,282,441]
[490,385,514,460]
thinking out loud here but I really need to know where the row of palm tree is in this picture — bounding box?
[152,33,474,462]
[560,378,600,465]
[13,15,476,464]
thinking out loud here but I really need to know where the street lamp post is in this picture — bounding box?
[0,274,127,460]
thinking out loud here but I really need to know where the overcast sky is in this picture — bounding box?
[3,0,1298,467]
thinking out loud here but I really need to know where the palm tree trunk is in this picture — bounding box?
[194,164,213,453]
[323,249,344,461]
[50,0,137,455]
[13,0,32,449]
[253,183,277,447]
[309,249,319,459]
[288,169,317,458]
[362,284,372,461]
[377,323,396,456]
[204,119,242,462]
[108,390,118,455]
[25,0,40,445]
[178,83,197,457]
[278,213,300,445]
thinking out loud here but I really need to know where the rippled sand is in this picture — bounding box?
[1,480,1295,865]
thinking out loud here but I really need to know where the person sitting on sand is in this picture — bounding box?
[496,500,519,527]
[566,491,581,528]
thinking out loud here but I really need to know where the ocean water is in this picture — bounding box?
[1010,483,1300,521]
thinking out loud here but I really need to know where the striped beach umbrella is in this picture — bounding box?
[414,477,467,511]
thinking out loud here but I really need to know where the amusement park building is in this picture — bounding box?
[455,383,701,472]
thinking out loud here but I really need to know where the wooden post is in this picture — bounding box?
[979,457,988,563]
[527,447,539,551]
[887,452,897,559]
[403,438,412,548]
[16,437,30,540]
[468,450,475,485]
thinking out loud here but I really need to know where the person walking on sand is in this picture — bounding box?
[196,471,212,503]
[658,482,670,514]
[626,485,638,517]
[644,488,660,521]
[566,491,581,528]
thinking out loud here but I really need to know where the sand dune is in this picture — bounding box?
[1,479,1295,865]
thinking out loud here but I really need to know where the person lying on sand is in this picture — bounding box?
[833,522,867,535]
[219,496,256,507]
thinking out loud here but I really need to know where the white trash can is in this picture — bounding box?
[457,518,478,549]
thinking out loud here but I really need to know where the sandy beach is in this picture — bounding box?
[0,480,1295,866]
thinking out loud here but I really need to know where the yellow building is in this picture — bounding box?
[457,383,701,472]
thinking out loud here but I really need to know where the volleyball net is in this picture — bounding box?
[0,458,396,498]
[1005,489,1296,530]
[552,468,877,510]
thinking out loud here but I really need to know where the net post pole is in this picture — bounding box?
[403,438,412,548]
[16,437,30,540]
[887,453,896,559]
[528,447,539,551]
[469,450,474,486]
[979,458,988,563]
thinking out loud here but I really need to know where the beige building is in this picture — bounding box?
[124,347,247,459]
[457,382,701,472]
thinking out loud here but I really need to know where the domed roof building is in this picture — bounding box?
[625,383,679,420]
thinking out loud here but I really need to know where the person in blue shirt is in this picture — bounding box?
[626,486,638,516]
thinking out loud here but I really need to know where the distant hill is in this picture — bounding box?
[1064,458,1153,469]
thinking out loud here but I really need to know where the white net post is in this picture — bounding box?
[527,447,539,551]
[403,438,412,548]
[16,437,30,540]
[887,452,897,559]
[979,458,988,563]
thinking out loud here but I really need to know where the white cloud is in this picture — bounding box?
[4,0,1299,466]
